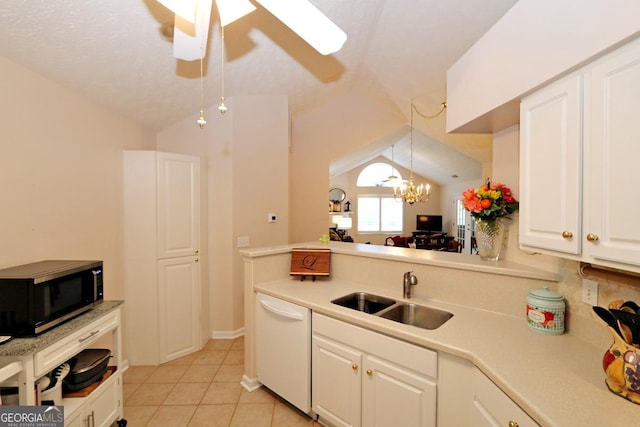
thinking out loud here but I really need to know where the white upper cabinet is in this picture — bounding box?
[587,41,640,267]
[520,38,640,272]
[156,152,200,259]
[520,73,583,254]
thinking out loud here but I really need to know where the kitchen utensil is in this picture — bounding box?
[610,309,640,345]
[617,318,634,344]
[593,306,624,339]
[621,300,640,314]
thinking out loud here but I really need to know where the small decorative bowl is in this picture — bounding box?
[602,326,640,404]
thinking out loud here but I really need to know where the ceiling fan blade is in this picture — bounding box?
[157,0,198,23]
[173,0,213,61]
[255,0,347,55]
[216,0,256,27]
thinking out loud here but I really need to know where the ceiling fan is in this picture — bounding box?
[157,0,348,61]
[378,144,407,188]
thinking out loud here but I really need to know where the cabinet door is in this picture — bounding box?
[362,355,436,427]
[157,152,200,259]
[519,73,583,254]
[86,373,120,427]
[312,334,362,427]
[471,369,537,427]
[587,41,640,267]
[65,409,83,427]
[158,256,201,363]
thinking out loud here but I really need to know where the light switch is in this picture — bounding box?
[237,236,250,248]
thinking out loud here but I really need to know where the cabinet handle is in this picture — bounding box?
[508,422,519,427]
[561,231,573,239]
[352,364,358,371]
[366,369,373,376]
[78,330,99,343]
[195,258,199,263]
[88,410,95,427]
[586,233,599,242]
[194,249,199,254]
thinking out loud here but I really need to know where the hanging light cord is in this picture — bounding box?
[410,99,415,178]
[200,56,205,110]
[196,43,206,128]
[218,24,228,115]
[413,101,447,119]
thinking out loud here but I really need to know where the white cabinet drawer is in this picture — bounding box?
[35,310,119,377]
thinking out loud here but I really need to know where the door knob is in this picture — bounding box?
[352,364,358,371]
[561,231,573,239]
[366,369,373,376]
[586,233,599,242]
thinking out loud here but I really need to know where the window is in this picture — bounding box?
[357,162,402,187]
[356,163,403,233]
[357,196,403,232]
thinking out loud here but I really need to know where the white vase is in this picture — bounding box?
[474,218,506,261]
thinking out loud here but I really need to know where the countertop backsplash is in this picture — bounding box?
[556,257,640,348]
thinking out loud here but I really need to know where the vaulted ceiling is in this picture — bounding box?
[0,0,518,184]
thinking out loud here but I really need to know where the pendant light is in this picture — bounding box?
[218,23,227,115]
[396,99,430,205]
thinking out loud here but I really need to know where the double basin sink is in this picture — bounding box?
[331,292,453,330]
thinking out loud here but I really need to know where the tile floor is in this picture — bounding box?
[121,337,319,427]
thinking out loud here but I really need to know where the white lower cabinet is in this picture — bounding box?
[313,334,362,426]
[471,368,537,427]
[65,371,120,427]
[362,355,436,427]
[312,313,437,427]
[158,256,201,363]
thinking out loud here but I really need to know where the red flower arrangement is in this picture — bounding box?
[462,181,519,222]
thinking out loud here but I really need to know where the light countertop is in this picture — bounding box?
[254,279,635,427]
[0,301,123,358]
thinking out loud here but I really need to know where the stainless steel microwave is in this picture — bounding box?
[0,260,103,336]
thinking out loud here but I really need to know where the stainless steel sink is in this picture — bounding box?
[379,303,453,330]
[331,292,396,314]
[331,292,453,330]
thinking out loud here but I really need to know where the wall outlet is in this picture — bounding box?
[267,213,277,223]
[582,278,599,306]
[237,236,250,248]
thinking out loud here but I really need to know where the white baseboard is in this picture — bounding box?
[241,375,262,392]
[211,328,245,340]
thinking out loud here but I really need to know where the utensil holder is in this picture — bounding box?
[603,326,640,404]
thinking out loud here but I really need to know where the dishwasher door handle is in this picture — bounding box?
[259,299,305,321]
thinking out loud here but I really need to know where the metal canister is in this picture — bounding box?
[526,287,565,335]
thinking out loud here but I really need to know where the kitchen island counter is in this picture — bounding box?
[242,242,631,427]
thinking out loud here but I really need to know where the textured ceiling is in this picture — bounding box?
[0,0,518,184]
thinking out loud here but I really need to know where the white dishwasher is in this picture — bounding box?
[256,292,311,413]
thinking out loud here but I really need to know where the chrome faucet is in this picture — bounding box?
[403,271,418,299]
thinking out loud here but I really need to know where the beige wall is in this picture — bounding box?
[0,56,154,299]
[157,95,290,336]
[447,0,640,132]
[331,156,442,245]
[291,92,405,243]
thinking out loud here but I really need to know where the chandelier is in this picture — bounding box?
[395,99,431,205]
